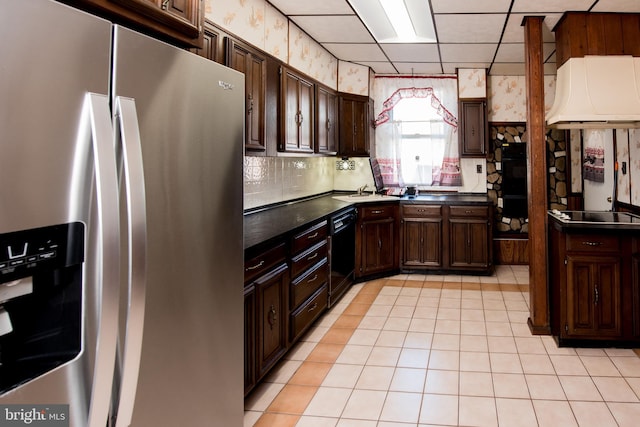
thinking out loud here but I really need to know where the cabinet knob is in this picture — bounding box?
[161,0,170,10]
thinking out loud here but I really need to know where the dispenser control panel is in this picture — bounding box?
[0,222,84,284]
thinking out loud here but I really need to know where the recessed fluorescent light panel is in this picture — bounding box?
[348,0,436,43]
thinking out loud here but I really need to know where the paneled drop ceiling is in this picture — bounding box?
[267,0,640,75]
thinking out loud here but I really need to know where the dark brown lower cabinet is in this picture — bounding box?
[356,204,398,278]
[399,202,493,274]
[244,242,289,395]
[255,263,289,380]
[548,219,640,347]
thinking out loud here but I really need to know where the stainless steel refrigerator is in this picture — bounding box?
[0,0,244,426]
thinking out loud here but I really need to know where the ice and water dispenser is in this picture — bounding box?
[0,222,84,393]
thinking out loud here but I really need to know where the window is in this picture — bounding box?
[372,77,460,188]
[392,98,447,186]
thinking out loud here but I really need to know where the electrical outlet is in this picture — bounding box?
[476,164,482,173]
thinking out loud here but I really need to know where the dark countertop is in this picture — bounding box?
[400,193,492,204]
[244,192,494,250]
[548,210,640,232]
[243,195,353,250]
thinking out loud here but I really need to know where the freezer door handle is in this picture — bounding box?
[113,96,148,427]
[85,93,122,427]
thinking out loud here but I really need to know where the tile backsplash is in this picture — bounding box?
[244,156,335,209]
[244,156,487,210]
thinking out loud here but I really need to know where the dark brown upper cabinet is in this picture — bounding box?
[459,99,487,157]
[226,38,267,153]
[315,85,338,155]
[338,93,371,157]
[280,67,314,154]
[62,0,203,48]
[192,20,223,63]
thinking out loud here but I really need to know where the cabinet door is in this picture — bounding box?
[339,94,370,156]
[255,263,289,379]
[459,99,487,157]
[192,20,221,63]
[566,256,621,337]
[316,86,338,154]
[360,219,395,276]
[244,285,256,396]
[449,218,490,269]
[402,220,442,267]
[227,39,266,152]
[281,69,314,153]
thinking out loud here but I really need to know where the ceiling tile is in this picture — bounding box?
[512,0,594,13]
[494,43,524,62]
[440,44,497,62]
[502,13,561,43]
[290,16,373,43]
[267,0,354,15]
[591,0,640,12]
[393,62,445,74]
[380,44,440,62]
[356,61,399,74]
[322,43,388,61]
[490,63,526,75]
[431,0,512,14]
[442,63,491,74]
[435,14,506,43]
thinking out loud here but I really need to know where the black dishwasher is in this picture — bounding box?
[328,207,356,307]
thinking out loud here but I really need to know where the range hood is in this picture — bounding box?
[546,55,640,129]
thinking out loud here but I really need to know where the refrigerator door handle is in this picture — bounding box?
[84,93,122,427]
[113,96,147,427]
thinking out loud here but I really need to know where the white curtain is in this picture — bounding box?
[372,76,460,187]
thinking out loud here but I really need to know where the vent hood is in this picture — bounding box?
[546,56,640,129]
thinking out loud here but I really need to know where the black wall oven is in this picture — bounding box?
[328,207,356,307]
[501,143,528,218]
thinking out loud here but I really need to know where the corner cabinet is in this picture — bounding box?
[63,0,203,47]
[548,216,640,347]
[339,93,372,157]
[226,38,267,153]
[459,99,488,157]
[280,67,314,153]
[356,204,399,278]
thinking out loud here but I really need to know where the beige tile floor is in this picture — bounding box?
[244,266,640,427]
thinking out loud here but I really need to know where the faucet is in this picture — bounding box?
[357,184,368,195]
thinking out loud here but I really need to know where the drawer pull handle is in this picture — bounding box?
[465,210,473,214]
[246,260,265,271]
[268,304,277,329]
[581,241,602,247]
[308,302,318,312]
[594,285,599,305]
[372,210,383,214]
[307,274,318,283]
[307,232,319,239]
[307,252,319,261]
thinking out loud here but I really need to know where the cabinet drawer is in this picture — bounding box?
[292,221,328,254]
[402,205,442,218]
[244,243,287,284]
[360,205,395,220]
[291,284,328,342]
[291,258,329,308]
[566,234,620,253]
[449,206,489,218]
[291,240,328,279]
